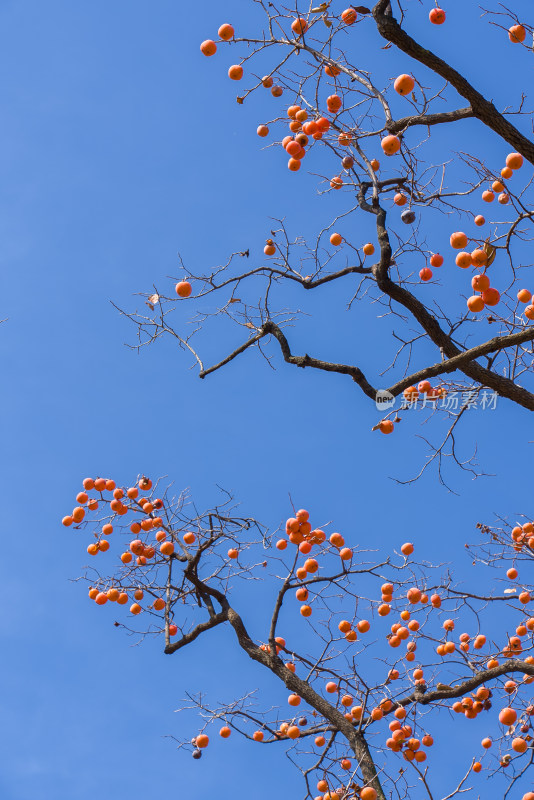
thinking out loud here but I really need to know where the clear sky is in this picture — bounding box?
[1,1,533,799]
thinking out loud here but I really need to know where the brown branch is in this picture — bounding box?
[373,0,534,165]
[399,659,534,709]
[164,610,228,654]
[367,191,534,410]
[387,327,534,397]
[387,107,474,135]
[224,605,388,800]
[199,331,265,379]
[200,320,378,398]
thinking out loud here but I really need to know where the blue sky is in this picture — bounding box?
[1,1,533,798]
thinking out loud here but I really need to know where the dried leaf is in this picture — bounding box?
[371,424,381,432]
[229,298,241,304]
[245,322,255,329]
[322,15,332,27]
[311,2,329,11]
[148,293,159,304]
[146,303,155,311]
[503,588,517,594]
[353,5,371,12]
[236,96,244,104]
[483,238,497,266]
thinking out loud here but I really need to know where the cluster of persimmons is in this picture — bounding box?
[64,482,534,800]
[196,10,534,448]
[196,10,532,320]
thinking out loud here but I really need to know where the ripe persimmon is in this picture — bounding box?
[481,287,500,306]
[218,23,234,41]
[507,152,524,169]
[72,507,85,523]
[176,281,192,298]
[450,232,468,249]
[429,8,446,24]
[455,252,472,269]
[517,289,532,303]
[509,25,526,43]
[327,94,342,112]
[257,125,269,137]
[379,420,394,434]
[381,135,401,155]
[394,74,415,95]
[291,17,308,35]
[200,40,217,56]
[472,274,490,292]
[288,693,301,706]
[471,248,487,267]
[499,707,517,725]
[341,8,357,24]
[467,295,484,313]
[228,65,243,80]
[324,64,341,77]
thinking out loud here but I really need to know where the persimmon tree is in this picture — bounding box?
[117,1,534,479]
[64,4,534,800]
[63,476,534,800]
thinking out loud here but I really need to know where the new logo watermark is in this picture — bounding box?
[375,390,395,411]
[375,389,498,412]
